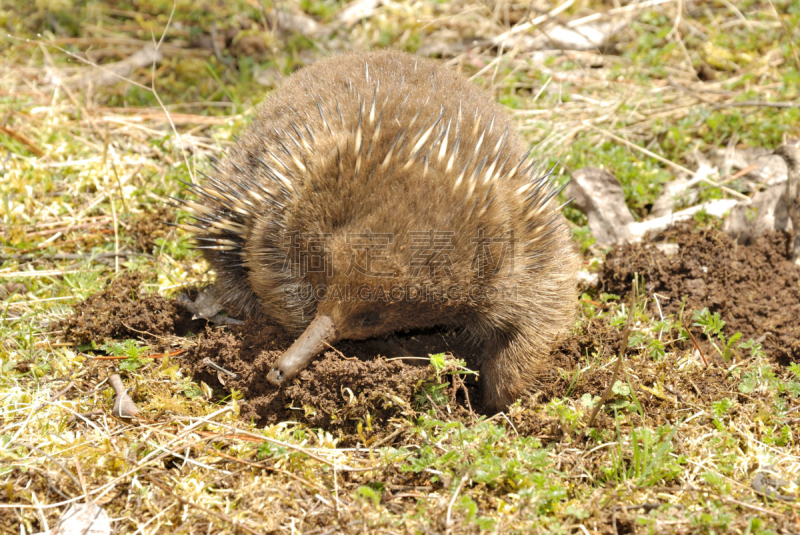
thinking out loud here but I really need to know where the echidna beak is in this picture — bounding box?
[267,314,338,386]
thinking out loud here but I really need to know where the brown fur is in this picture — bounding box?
[183,50,580,412]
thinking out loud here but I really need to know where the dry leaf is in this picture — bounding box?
[34,503,111,535]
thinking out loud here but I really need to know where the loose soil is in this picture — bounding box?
[63,273,205,350]
[186,321,445,433]
[601,222,800,365]
[63,222,797,440]
[182,321,495,444]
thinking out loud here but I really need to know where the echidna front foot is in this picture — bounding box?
[479,353,520,413]
[480,381,516,414]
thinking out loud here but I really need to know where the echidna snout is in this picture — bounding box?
[182,50,580,412]
[267,314,336,386]
[268,285,461,385]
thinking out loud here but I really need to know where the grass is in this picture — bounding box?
[2,0,800,533]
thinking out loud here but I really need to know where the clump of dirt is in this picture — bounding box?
[283,356,429,426]
[184,322,475,441]
[127,206,172,253]
[63,273,204,347]
[601,223,800,364]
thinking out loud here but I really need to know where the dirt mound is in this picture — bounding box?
[62,220,798,437]
[184,321,478,440]
[63,274,205,347]
[601,222,800,364]
[63,274,476,440]
[528,316,743,438]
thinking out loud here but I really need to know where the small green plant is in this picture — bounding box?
[182,383,204,399]
[739,362,800,399]
[548,398,584,432]
[692,308,742,361]
[739,338,768,359]
[692,308,725,337]
[609,380,632,410]
[356,484,383,506]
[604,422,684,486]
[416,353,477,410]
[415,381,450,408]
[700,472,732,496]
[647,337,666,360]
[693,207,717,224]
[100,340,150,371]
[256,440,289,460]
[711,398,735,420]
[628,331,649,348]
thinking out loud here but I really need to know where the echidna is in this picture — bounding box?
[179,50,579,412]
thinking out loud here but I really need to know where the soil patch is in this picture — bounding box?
[600,223,800,365]
[62,221,797,437]
[61,274,474,440]
[60,265,741,441]
[184,322,480,442]
[63,273,205,349]
[534,317,746,437]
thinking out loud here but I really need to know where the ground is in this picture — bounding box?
[1,1,800,534]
